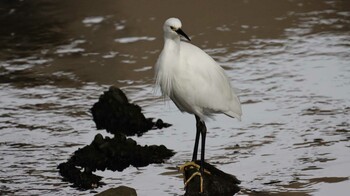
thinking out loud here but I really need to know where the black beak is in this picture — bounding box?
[176,28,191,41]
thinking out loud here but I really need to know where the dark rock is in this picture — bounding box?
[59,86,174,190]
[58,133,175,189]
[57,161,103,190]
[91,86,171,136]
[95,186,137,196]
[155,118,172,129]
[71,133,175,172]
[182,161,241,196]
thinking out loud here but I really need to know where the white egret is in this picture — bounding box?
[155,18,242,193]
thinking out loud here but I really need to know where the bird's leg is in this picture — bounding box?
[178,115,202,176]
[179,115,201,172]
[192,115,201,161]
[199,118,207,193]
[179,116,209,193]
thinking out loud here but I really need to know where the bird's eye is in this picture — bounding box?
[170,26,176,31]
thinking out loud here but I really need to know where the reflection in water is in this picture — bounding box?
[0,0,66,59]
[0,0,349,195]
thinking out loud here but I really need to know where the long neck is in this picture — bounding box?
[163,36,180,55]
[156,36,181,96]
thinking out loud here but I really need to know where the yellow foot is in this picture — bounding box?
[178,161,211,193]
[178,161,211,174]
[178,161,200,172]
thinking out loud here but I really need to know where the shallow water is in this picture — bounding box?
[1,0,350,195]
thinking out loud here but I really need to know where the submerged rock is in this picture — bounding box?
[182,161,241,196]
[72,133,174,171]
[95,186,137,196]
[58,86,174,190]
[91,86,171,136]
[57,161,103,190]
[58,133,174,189]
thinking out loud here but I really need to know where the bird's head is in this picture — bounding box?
[163,18,191,41]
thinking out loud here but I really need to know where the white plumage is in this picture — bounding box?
[155,18,242,193]
[155,18,242,121]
